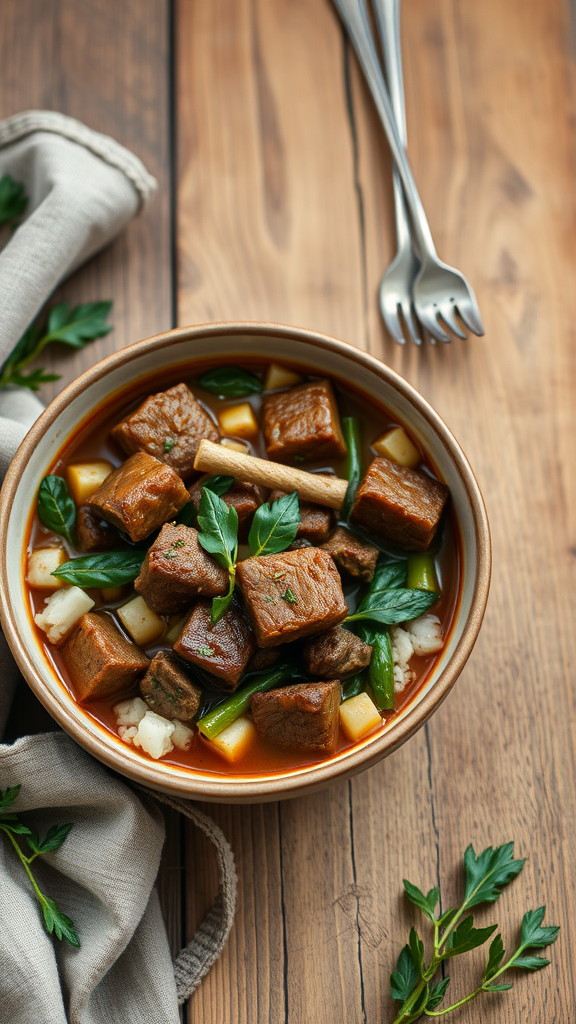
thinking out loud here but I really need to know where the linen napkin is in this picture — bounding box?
[0,112,237,1024]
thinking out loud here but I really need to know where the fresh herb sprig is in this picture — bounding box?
[248,491,300,557]
[0,785,80,948]
[197,487,239,623]
[197,366,263,398]
[37,475,77,545]
[52,550,145,588]
[389,843,558,1023]
[0,174,28,225]
[0,300,113,391]
[345,558,437,627]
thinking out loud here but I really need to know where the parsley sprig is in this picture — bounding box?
[0,300,113,391]
[0,785,80,948]
[389,843,558,1022]
[0,174,28,225]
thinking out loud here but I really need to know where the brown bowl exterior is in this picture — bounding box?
[0,323,490,802]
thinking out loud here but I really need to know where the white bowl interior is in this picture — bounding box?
[5,331,477,790]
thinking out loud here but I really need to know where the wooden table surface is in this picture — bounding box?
[2,1,575,1020]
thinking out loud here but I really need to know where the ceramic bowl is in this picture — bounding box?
[0,323,490,802]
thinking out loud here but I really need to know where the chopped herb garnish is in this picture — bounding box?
[264,596,275,603]
[273,571,286,579]
[163,437,175,452]
[198,644,215,657]
[293,454,305,463]
[281,587,297,604]
[163,539,186,559]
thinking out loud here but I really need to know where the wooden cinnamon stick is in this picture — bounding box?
[194,439,348,510]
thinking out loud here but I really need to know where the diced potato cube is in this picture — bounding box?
[209,716,257,763]
[372,427,420,469]
[339,693,382,742]
[114,696,149,728]
[218,403,259,440]
[264,363,302,391]
[117,595,165,647]
[66,460,114,504]
[34,587,95,644]
[220,437,250,454]
[101,586,124,602]
[133,710,175,759]
[27,547,67,589]
[172,719,195,751]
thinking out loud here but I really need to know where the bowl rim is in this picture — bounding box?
[0,321,491,802]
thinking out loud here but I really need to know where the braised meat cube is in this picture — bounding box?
[189,475,265,541]
[135,523,228,614]
[251,680,341,753]
[236,547,348,647]
[269,489,333,545]
[263,380,347,464]
[61,612,149,703]
[76,506,119,553]
[350,457,449,551]
[174,599,257,690]
[111,383,219,479]
[88,452,189,543]
[322,526,379,582]
[140,651,201,722]
[303,626,373,679]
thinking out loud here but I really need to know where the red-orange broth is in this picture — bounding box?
[26,359,462,777]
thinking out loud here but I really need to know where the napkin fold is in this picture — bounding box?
[0,112,237,1024]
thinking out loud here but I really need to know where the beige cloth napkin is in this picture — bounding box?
[0,112,237,1024]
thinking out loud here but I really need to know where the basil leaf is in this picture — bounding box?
[204,474,234,496]
[51,550,145,588]
[347,587,437,626]
[197,487,238,571]
[0,174,28,225]
[37,476,76,544]
[248,491,300,557]
[197,366,263,398]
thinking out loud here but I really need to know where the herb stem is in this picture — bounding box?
[0,825,44,902]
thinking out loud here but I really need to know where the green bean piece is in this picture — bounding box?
[341,416,362,520]
[407,552,441,594]
[197,664,292,739]
[368,629,395,711]
[341,672,367,701]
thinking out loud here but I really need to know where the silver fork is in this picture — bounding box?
[373,0,421,345]
[333,0,485,343]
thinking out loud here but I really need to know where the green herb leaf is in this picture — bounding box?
[0,174,28,224]
[37,475,76,544]
[404,879,440,922]
[463,843,526,909]
[175,501,195,526]
[197,487,238,571]
[519,906,560,950]
[426,977,450,1011]
[0,785,21,811]
[248,491,300,557]
[40,896,81,948]
[210,573,236,624]
[513,955,550,971]
[26,823,73,855]
[485,982,513,991]
[390,944,419,1002]
[484,933,505,980]
[203,474,235,496]
[198,366,263,398]
[281,587,297,604]
[51,550,145,588]
[408,927,425,975]
[346,587,437,626]
[360,560,407,603]
[0,820,32,835]
[163,437,175,452]
[444,915,497,957]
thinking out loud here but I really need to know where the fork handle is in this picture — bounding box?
[333,0,436,257]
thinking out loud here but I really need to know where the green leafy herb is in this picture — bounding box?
[248,491,300,557]
[52,550,146,588]
[346,587,437,627]
[0,784,80,948]
[0,300,113,391]
[281,587,297,603]
[203,474,235,496]
[387,843,558,1023]
[163,437,175,452]
[175,501,195,526]
[198,644,215,657]
[163,539,185,559]
[197,487,239,623]
[0,174,28,225]
[197,366,263,398]
[37,475,76,545]
[293,454,305,463]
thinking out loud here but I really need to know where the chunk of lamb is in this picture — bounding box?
[303,626,372,679]
[61,612,149,702]
[350,456,448,551]
[251,680,341,753]
[111,383,219,479]
[134,523,228,614]
[88,451,189,542]
[269,488,333,545]
[188,475,265,541]
[174,599,257,690]
[263,380,347,463]
[322,526,378,582]
[76,506,119,552]
[236,547,348,647]
[140,651,202,722]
